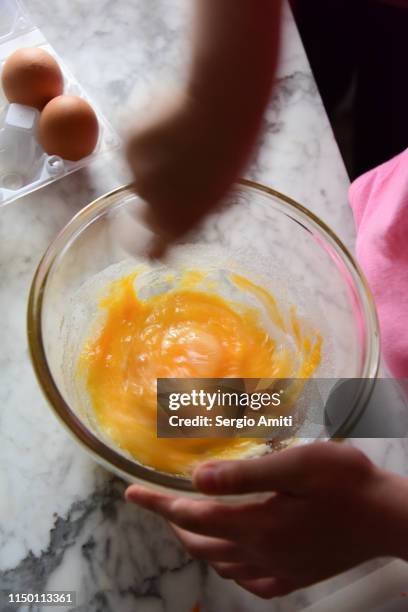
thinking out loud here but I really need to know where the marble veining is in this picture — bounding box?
[0,0,405,610]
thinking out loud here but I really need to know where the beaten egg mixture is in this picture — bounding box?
[77,269,321,475]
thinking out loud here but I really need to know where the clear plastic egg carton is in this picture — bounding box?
[0,0,120,207]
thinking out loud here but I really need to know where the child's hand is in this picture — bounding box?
[126,91,241,253]
[126,0,282,254]
[126,443,406,598]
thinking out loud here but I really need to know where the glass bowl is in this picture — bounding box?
[27,180,380,494]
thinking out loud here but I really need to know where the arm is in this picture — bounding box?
[126,442,408,598]
[127,0,282,249]
[376,469,408,561]
[188,0,281,152]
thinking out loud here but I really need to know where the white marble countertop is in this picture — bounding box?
[1,1,408,610]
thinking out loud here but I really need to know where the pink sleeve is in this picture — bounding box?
[349,148,408,378]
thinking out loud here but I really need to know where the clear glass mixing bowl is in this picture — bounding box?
[27,180,380,494]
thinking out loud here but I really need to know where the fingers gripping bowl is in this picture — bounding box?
[27,181,380,495]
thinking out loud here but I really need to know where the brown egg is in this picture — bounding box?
[1,47,63,110]
[38,96,99,161]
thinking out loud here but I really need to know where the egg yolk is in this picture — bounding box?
[78,271,321,474]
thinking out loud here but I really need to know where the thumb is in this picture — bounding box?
[193,445,317,496]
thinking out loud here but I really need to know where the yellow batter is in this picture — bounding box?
[78,269,321,474]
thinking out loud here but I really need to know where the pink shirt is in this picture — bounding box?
[349,149,408,378]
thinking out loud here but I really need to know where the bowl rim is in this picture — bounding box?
[27,179,380,493]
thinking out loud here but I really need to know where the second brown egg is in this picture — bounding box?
[38,95,99,161]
